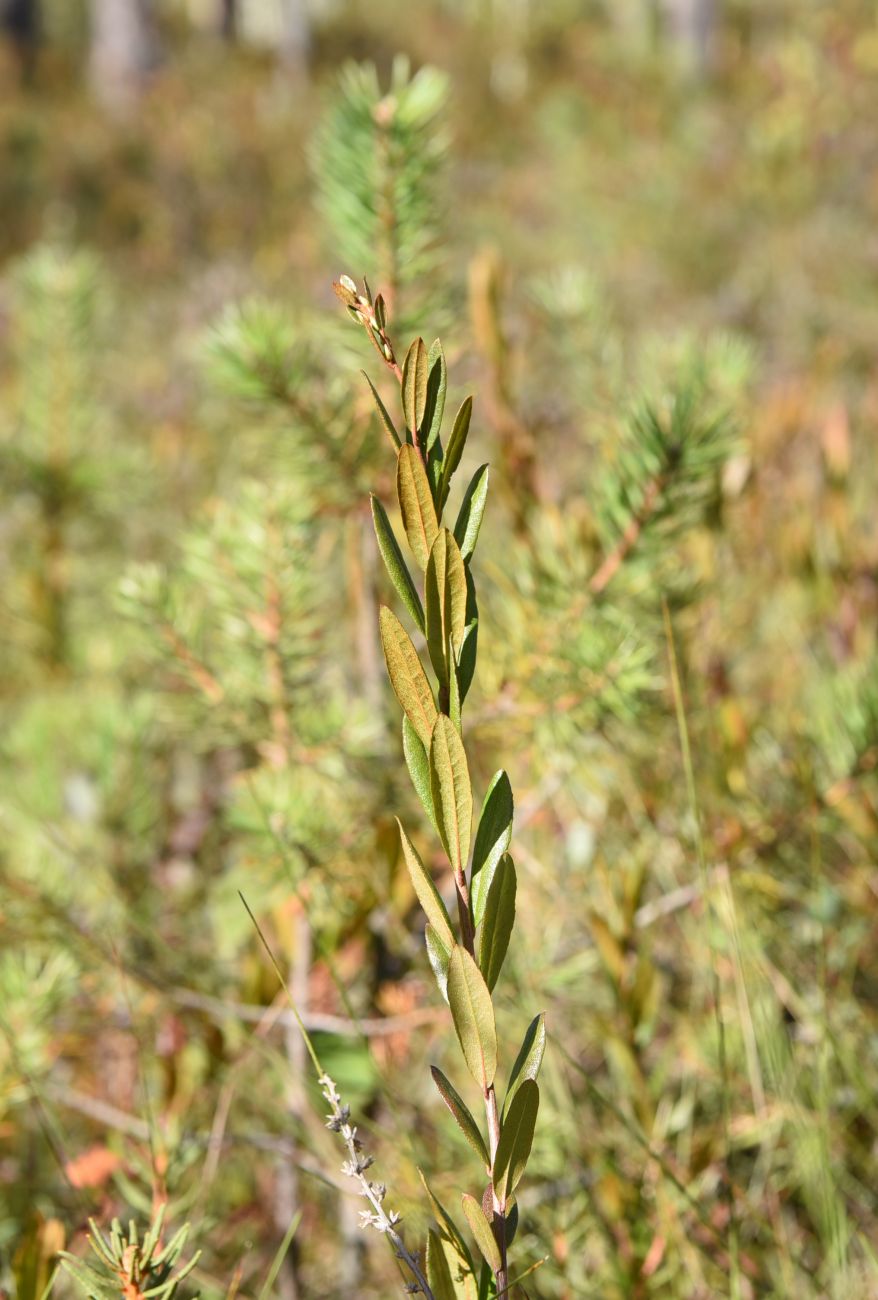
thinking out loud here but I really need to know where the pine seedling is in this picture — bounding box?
[335,274,545,1298]
[313,60,450,333]
[60,1206,200,1300]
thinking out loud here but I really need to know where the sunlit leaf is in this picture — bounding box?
[398,819,455,950]
[448,946,496,1089]
[430,715,473,877]
[461,1194,501,1274]
[453,464,489,560]
[397,443,440,569]
[379,606,437,746]
[371,495,425,633]
[431,1066,490,1166]
[470,772,513,926]
[426,529,468,685]
[504,1013,546,1117]
[478,854,516,991]
[493,1079,539,1204]
[402,336,429,439]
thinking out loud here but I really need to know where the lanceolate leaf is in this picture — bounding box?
[379,607,438,747]
[503,1013,546,1118]
[418,1170,475,1276]
[470,772,514,926]
[426,1230,458,1300]
[439,396,473,507]
[402,336,429,439]
[447,946,497,1090]
[454,464,489,560]
[431,1066,490,1167]
[362,371,401,449]
[493,1079,539,1204]
[430,716,473,878]
[478,854,516,991]
[425,924,451,1002]
[371,495,425,633]
[457,569,479,703]
[461,1195,501,1274]
[398,819,455,950]
[423,339,448,453]
[398,443,439,569]
[426,529,468,685]
[403,715,438,832]
[457,619,478,704]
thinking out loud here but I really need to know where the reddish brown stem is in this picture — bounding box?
[589,474,664,596]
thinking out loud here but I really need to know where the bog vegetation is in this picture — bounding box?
[1,3,877,1299]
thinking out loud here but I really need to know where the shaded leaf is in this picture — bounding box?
[371,495,425,633]
[430,716,473,877]
[470,772,514,926]
[403,715,438,832]
[362,371,401,449]
[426,923,451,1002]
[398,819,455,949]
[448,946,497,1089]
[503,1013,546,1117]
[402,336,429,439]
[461,1194,501,1274]
[398,443,439,570]
[493,1079,539,1204]
[439,396,473,507]
[478,854,516,991]
[423,339,448,453]
[380,606,437,747]
[431,1066,490,1166]
[454,464,489,560]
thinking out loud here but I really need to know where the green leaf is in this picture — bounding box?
[493,1079,539,1204]
[447,946,497,1089]
[423,339,448,453]
[418,1171,475,1276]
[457,620,478,705]
[503,1013,546,1117]
[430,716,473,878]
[397,819,455,950]
[470,772,514,927]
[478,854,516,991]
[371,495,425,633]
[397,443,439,570]
[453,464,489,560]
[362,371,401,449]
[461,1194,501,1274]
[431,1066,490,1167]
[403,716,438,832]
[425,923,451,1002]
[379,606,438,747]
[457,570,479,703]
[439,396,473,507]
[426,529,468,686]
[402,336,429,439]
[426,1230,458,1300]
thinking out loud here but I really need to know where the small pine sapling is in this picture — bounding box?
[334,274,546,1299]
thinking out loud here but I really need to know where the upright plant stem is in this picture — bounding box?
[663,601,741,1299]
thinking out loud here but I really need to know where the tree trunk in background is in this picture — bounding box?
[663,0,718,76]
[89,0,156,114]
[2,0,40,82]
[220,0,236,41]
[277,0,309,75]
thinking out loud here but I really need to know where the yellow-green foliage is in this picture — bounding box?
[1,5,877,1299]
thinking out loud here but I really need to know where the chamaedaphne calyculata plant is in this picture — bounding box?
[333,274,546,1299]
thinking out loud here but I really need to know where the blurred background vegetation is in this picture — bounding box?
[1,1,877,1297]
